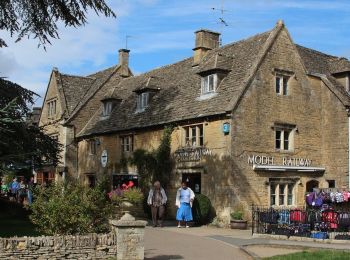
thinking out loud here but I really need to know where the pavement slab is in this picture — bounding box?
[145,227,252,260]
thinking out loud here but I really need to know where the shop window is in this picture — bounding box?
[184,124,204,147]
[136,92,149,112]
[37,172,55,185]
[88,140,97,155]
[201,74,217,95]
[275,128,293,151]
[275,74,289,95]
[47,99,57,118]
[121,135,133,153]
[270,182,295,206]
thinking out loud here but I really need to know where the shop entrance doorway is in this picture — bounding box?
[306,180,319,192]
[182,173,201,194]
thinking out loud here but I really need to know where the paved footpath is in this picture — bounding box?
[144,227,252,260]
[144,224,350,259]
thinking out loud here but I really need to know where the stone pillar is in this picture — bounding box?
[111,213,147,260]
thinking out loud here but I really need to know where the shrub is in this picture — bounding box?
[123,187,144,204]
[192,194,215,225]
[30,182,113,235]
[230,211,243,220]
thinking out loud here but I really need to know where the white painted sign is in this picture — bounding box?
[248,154,312,167]
[101,150,108,167]
[174,147,212,162]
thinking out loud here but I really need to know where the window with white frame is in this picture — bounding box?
[136,92,149,112]
[201,74,217,94]
[88,140,97,155]
[270,182,295,206]
[275,74,289,95]
[102,101,113,116]
[121,135,133,153]
[184,124,204,147]
[275,128,293,151]
[47,99,57,117]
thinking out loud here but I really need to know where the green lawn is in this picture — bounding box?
[0,198,41,237]
[266,250,350,260]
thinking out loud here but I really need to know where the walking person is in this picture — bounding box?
[176,181,195,228]
[27,177,35,205]
[10,177,20,202]
[147,181,167,227]
[18,179,27,204]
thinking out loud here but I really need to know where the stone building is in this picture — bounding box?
[37,52,132,184]
[42,20,350,221]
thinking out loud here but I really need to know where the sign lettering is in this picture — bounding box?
[248,154,312,167]
[174,147,212,162]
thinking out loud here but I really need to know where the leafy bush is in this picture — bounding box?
[30,182,113,235]
[108,186,144,206]
[230,211,243,220]
[123,188,144,204]
[192,194,215,225]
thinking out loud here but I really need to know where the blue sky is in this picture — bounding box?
[1,0,350,106]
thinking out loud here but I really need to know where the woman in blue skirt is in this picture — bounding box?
[175,181,195,228]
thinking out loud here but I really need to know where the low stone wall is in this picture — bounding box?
[0,233,116,259]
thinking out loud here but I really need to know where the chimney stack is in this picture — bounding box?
[193,29,220,66]
[118,49,130,77]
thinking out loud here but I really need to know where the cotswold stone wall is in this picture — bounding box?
[0,233,116,259]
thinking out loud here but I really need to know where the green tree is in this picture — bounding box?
[0,78,61,175]
[30,181,113,235]
[0,0,115,48]
[130,126,174,190]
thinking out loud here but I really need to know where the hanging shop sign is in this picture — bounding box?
[101,150,108,167]
[174,147,212,162]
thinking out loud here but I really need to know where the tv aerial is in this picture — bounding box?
[211,0,230,45]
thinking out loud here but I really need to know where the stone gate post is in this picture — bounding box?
[111,213,147,260]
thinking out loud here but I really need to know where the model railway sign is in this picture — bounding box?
[174,147,212,162]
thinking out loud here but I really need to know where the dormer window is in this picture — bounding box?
[201,74,217,94]
[136,92,149,112]
[102,101,113,116]
[100,97,121,118]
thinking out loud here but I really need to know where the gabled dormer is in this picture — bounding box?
[134,76,160,113]
[197,53,232,99]
[100,96,122,118]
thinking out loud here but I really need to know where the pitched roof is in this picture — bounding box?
[58,73,95,116]
[296,45,350,74]
[78,30,273,137]
[76,23,350,138]
[64,66,119,121]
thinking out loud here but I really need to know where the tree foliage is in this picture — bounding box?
[0,78,61,174]
[30,181,113,235]
[130,126,174,190]
[0,0,116,48]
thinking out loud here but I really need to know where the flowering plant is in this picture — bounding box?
[108,181,143,205]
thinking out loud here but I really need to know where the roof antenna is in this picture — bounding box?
[125,35,132,49]
[212,0,229,46]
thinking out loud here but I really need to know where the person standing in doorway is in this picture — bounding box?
[176,181,195,228]
[147,181,167,227]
